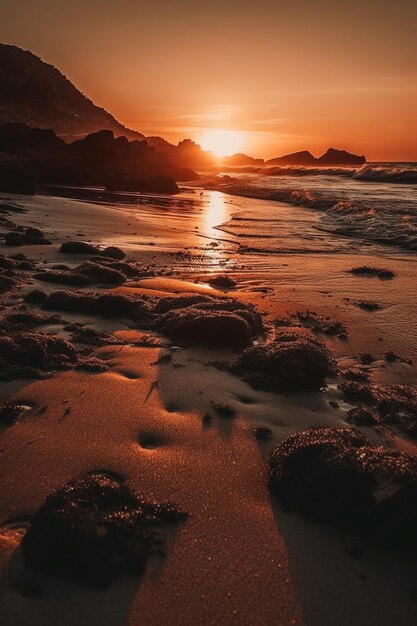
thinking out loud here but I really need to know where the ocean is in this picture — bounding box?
[203,163,417,254]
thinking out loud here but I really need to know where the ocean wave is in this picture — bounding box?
[201,176,417,251]
[255,164,417,184]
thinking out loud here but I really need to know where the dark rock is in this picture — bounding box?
[317,148,366,166]
[60,241,101,255]
[21,473,187,587]
[25,227,44,238]
[228,331,336,392]
[0,331,76,372]
[42,290,141,318]
[100,246,126,260]
[0,274,17,293]
[23,235,51,245]
[75,261,126,284]
[34,270,93,286]
[0,160,38,194]
[266,150,316,167]
[269,427,417,553]
[4,232,24,246]
[23,289,47,304]
[158,308,253,348]
[208,275,237,289]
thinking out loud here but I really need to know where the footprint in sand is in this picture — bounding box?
[138,433,167,449]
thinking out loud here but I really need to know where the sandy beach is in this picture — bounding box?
[1,187,417,626]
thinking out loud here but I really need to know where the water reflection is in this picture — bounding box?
[202,191,228,239]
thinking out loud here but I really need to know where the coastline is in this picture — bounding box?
[0,188,417,625]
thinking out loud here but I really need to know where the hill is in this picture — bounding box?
[0,44,144,142]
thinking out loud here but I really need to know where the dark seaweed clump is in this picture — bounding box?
[269,427,417,552]
[294,310,348,339]
[34,257,153,287]
[41,290,264,348]
[0,331,77,379]
[22,473,187,587]
[0,320,109,379]
[341,381,417,438]
[349,266,395,280]
[228,331,336,392]
[154,295,263,348]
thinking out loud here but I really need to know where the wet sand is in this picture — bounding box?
[0,188,417,625]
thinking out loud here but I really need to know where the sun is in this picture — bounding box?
[198,129,245,157]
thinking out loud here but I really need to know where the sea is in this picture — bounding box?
[202,163,417,255]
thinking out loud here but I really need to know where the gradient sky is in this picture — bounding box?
[1,0,416,160]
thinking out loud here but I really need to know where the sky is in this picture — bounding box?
[1,0,417,160]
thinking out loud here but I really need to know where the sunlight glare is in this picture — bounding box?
[199,129,245,157]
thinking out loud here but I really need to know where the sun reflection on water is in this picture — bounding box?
[202,191,228,240]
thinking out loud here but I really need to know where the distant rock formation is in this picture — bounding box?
[317,148,366,166]
[0,124,196,194]
[146,137,215,170]
[220,153,265,167]
[266,148,366,167]
[266,150,316,166]
[0,44,144,142]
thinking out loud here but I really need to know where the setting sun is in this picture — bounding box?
[198,129,245,157]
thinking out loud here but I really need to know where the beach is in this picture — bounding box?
[1,182,417,626]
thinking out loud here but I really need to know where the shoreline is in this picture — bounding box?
[1,188,417,625]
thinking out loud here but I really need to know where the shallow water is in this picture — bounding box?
[202,163,417,251]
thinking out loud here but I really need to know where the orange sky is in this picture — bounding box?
[1,0,417,160]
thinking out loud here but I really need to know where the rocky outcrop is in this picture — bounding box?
[0,125,188,192]
[221,153,264,167]
[266,150,316,166]
[0,44,144,141]
[266,148,366,167]
[317,148,366,166]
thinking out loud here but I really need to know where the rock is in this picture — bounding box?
[100,246,126,260]
[0,274,17,293]
[266,150,317,166]
[208,275,237,288]
[34,270,93,286]
[158,308,253,347]
[317,148,366,166]
[4,230,51,246]
[42,290,141,318]
[23,289,47,304]
[0,331,76,371]
[25,227,44,238]
[228,330,336,392]
[23,235,52,245]
[269,427,417,552]
[60,241,101,255]
[0,160,38,195]
[4,232,23,246]
[21,473,187,587]
[75,261,126,284]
